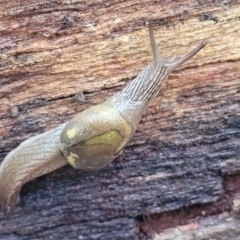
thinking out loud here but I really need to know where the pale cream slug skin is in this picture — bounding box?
[0,24,207,215]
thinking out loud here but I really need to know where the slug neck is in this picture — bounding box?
[118,62,169,105]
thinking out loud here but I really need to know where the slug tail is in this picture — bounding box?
[0,123,68,216]
[0,189,19,216]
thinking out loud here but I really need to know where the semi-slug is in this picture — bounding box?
[0,24,207,215]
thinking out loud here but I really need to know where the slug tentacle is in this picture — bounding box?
[148,23,164,67]
[0,123,68,215]
[148,22,208,71]
[166,39,209,71]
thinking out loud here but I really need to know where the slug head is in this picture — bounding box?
[118,23,208,106]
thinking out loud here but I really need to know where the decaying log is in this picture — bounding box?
[0,0,240,239]
[152,193,240,240]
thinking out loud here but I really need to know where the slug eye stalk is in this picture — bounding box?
[148,22,208,71]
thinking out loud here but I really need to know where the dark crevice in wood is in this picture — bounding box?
[136,173,240,239]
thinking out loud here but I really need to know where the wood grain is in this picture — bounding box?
[0,0,240,239]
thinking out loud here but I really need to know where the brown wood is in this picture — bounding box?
[0,0,240,239]
[152,193,240,240]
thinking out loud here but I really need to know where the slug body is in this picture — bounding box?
[0,25,207,215]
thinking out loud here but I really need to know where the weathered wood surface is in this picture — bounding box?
[0,0,240,239]
[153,214,240,240]
[152,193,240,240]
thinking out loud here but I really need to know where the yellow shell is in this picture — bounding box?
[58,103,133,170]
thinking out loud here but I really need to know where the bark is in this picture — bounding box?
[0,0,240,239]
